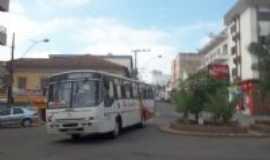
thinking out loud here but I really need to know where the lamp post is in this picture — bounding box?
[7,34,49,107]
[131,49,151,79]
[20,38,50,58]
[137,54,163,81]
[7,32,15,107]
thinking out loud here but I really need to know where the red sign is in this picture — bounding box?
[209,64,229,80]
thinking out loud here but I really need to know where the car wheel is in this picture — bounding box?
[22,119,32,127]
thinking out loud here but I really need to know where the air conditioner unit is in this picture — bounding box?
[0,26,7,46]
[0,0,9,12]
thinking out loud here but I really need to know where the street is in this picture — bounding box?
[0,102,270,160]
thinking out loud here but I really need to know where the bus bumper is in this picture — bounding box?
[46,120,103,135]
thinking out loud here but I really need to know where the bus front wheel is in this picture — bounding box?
[110,120,121,138]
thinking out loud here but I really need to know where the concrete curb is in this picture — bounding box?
[159,125,270,138]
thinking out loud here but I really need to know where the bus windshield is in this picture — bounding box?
[48,80,100,109]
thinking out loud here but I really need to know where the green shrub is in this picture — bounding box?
[174,89,192,120]
[206,89,236,123]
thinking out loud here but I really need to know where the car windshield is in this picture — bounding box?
[48,80,100,109]
[0,108,10,116]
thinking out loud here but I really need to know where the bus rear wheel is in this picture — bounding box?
[138,118,146,128]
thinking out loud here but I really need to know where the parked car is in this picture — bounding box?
[0,107,39,127]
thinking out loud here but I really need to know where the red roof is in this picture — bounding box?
[12,55,128,72]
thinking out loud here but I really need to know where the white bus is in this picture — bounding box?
[46,70,155,139]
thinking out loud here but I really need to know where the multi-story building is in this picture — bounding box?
[224,0,270,83]
[224,0,270,115]
[199,30,229,70]
[151,70,170,87]
[0,0,9,45]
[197,0,270,115]
[171,53,202,89]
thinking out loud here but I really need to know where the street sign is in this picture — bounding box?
[0,0,9,12]
[0,26,7,45]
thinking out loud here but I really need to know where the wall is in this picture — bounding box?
[14,72,50,91]
[240,7,259,81]
[13,68,127,92]
[104,57,132,71]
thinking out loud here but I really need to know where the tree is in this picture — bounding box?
[174,89,192,121]
[174,71,229,123]
[249,35,270,95]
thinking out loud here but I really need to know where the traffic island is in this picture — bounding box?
[159,120,270,138]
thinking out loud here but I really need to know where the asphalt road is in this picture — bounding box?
[0,102,270,160]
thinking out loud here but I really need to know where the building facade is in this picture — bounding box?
[195,0,270,115]
[199,30,229,71]
[151,70,170,87]
[50,54,134,77]
[170,53,202,90]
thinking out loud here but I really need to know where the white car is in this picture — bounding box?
[0,107,39,127]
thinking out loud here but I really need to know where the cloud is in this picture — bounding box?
[36,0,92,9]
[0,1,225,83]
[9,0,25,14]
[71,18,177,78]
[199,36,211,48]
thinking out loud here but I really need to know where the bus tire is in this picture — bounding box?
[110,118,121,138]
[71,134,81,140]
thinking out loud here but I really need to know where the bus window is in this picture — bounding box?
[113,83,118,99]
[104,79,114,107]
[132,83,138,98]
[48,82,72,108]
[72,80,100,108]
[125,83,131,98]
[121,83,126,99]
[129,83,134,98]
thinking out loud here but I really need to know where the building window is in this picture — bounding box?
[230,24,237,34]
[17,77,27,89]
[223,44,228,54]
[231,46,237,55]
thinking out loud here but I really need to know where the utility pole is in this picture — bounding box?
[131,49,151,79]
[7,32,15,107]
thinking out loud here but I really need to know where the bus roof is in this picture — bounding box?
[48,70,153,86]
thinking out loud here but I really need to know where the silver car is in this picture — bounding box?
[0,107,39,127]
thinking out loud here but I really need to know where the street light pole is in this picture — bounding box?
[131,49,151,79]
[6,35,49,107]
[20,38,50,58]
[7,32,15,107]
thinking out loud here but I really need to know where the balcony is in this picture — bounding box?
[232,33,240,42]
[199,52,229,70]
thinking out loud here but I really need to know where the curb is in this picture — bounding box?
[159,125,270,138]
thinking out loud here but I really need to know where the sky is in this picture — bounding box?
[0,0,237,82]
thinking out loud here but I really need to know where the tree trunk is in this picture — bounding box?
[195,113,199,123]
[183,111,189,123]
